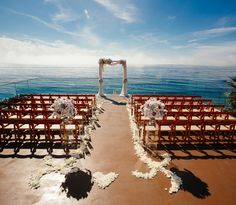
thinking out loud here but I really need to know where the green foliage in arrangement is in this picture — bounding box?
[226,77,236,111]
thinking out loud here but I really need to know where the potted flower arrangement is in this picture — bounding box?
[50,97,77,148]
[50,97,77,123]
[140,98,166,125]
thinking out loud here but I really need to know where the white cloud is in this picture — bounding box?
[94,0,138,23]
[187,38,206,43]
[0,36,101,67]
[0,36,236,67]
[130,33,169,46]
[79,27,103,47]
[7,9,103,48]
[170,42,236,66]
[44,0,79,23]
[194,27,236,37]
[52,8,76,23]
[84,9,90,19]
[8,9,82,38]
[0,36,162,67]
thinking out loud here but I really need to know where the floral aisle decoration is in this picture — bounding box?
[140,98,166,124]
[50,97,77,146]
[51,97,77,123]
[29,155,78,189]
[93,172,119,189]
[126,104,182,194]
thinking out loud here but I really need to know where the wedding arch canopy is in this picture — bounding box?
[97,58,128,97]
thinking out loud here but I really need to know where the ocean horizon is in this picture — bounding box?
[0,65,236,105]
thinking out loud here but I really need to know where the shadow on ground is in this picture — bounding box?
[61,168,93,200]
[171,167,211,199]
[102,96,127,106]
[0,142,92,158]
[155,143,236,160]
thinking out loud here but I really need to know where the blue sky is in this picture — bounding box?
[0,0,236,66]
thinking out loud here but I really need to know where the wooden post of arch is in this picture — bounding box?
[120,60,128,97]
[97,58,128,97]
[98,59,105,97]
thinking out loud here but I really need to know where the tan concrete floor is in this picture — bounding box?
[0,94,236,205]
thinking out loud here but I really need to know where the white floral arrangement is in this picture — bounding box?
[50,97,77,120]
[93,172,119,189]
[140,98,166,119]
[28,156,78,189]
[99,58,113,65]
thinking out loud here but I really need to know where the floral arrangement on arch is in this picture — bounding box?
[140,98,166,119]
[50,97,77,121]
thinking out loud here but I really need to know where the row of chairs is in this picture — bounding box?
[16,97,95,106]
[0,109,87,121]
[136,111,236,127]
[142,119,235,144]
[131,94,202,105]
[133,104,225,122]
[0,94,96,145]
[1,94,96,117]
[0,118,83,144]
[130,94,236,145]
[20,94,96,104]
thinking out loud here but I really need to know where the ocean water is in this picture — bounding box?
[0,65,236,105]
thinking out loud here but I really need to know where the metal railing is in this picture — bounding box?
[0,77,228,105]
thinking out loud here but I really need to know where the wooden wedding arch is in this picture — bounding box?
[97,58,128,97]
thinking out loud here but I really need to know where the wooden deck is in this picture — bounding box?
[0,94,236,205]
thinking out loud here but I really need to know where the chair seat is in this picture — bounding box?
[204,116,212,120]
[191,125,201,131]
[9,115,17,119]
[65,124,76,130]
[4,124,14,129]
[145,125,157,132]
[228,115,236,120]
[220,125,230,131]
[176,125,186,131]
[205,125,214,131]
[160,125,171,131]
[50,124,61,130]
[35,124,46,130]
[167,116,175,120]
[19,124,30,129]
[23,115,31,119]
[35,115,44,119]
[203,108,210,111]
[179,116,187,120]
